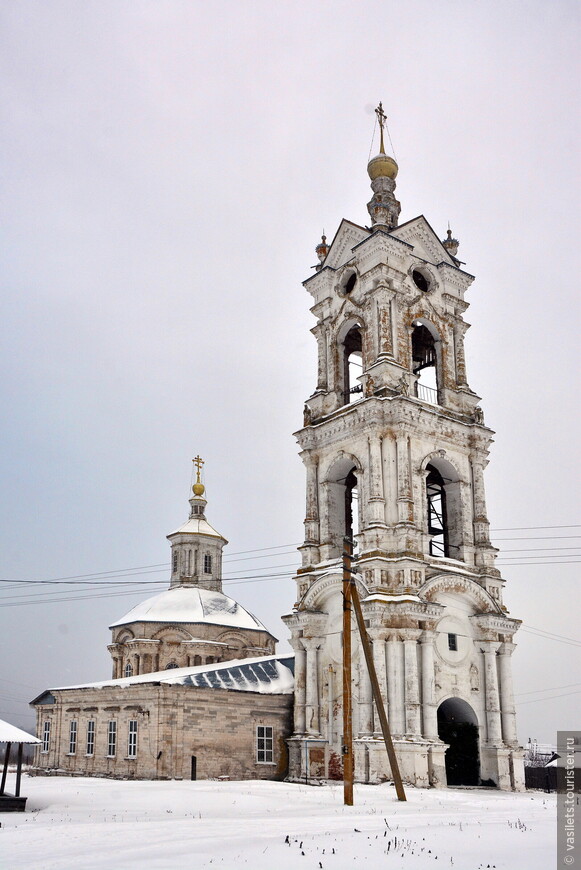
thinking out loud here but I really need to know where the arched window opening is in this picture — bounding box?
[412,322,438,404]
[344,468,359,541]
[343,325,363,405]
[344,273,357,294]
[325,457,361,558]
[165,662,179,670]
[426,464,449,557]
[124,663,133,678]
[412,269,430,292]
[193,655,202,666]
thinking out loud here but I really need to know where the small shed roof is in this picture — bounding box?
[0,718,40,744]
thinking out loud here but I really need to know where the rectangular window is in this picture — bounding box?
[172,552,178,573]
[86,720,95,756]
[128,720,138,758]
[256,725,274,763]
[448,633,458,651]
[68,720,78,755]
[42,720,51,753]
[204,554,212,573]
[107,720,117,757]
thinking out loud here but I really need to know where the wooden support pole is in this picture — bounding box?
[342,538,354,806]
[350,579,407,802]
[0,742,11,795]
[15,743,24,797]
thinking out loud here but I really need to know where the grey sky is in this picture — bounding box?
[1,1,579,744]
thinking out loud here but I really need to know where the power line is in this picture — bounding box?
[491,525,581,531]
[514,682,581,697]
[516,689,581,706]
[521,625,581,645]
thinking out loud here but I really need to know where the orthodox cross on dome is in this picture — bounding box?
[193,455,204,481]
[192,455,205,497]
[375,101,387,154]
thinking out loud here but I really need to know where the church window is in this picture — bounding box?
[325,458,361,557]
[204,554,212,573]
[68,720,78,755]
[342,325,363,405]
[124,662,133,677]
[127,720,138,759]
[256,725,274,763]
[86,720,95,756]
[42,720,51,753]
[193,504,203,516]
[344,468,359,540]
[412,321,439,404]
[344,272,357,294]
[107,720,117,757]
[206,656,214,664]
[426,464,449,557]
[412,269,430,292]
[172,551,178,573]
[448,633,458,651]
[193,655,202,666]
[165,662,179,669]
[187,549,192,575]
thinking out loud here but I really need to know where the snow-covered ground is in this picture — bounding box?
[2,776,554,869]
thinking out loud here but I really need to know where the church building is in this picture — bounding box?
[31,467,294,781]
[32,108,525,791]
[282,105,525,790]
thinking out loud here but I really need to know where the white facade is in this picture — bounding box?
[282,131,525,790]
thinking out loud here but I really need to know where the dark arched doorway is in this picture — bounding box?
[437,697,480,786]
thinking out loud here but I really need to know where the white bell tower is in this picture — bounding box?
[283,105,525,790]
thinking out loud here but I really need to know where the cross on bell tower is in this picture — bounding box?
[282,107,525,792]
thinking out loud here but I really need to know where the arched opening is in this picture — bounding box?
[344,272,357,294]
[324,456,361,556]
[411,321,439,404]
[344,468,359,540]
[342,324,363,405]
[124,663,133,678]
[426,464,448,557]
[165,662,179,670]
[437,698,480,786]
[424,457,464,560]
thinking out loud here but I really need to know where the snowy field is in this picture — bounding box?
[2,776,554,870]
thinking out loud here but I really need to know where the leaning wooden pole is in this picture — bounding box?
[350,577,407,802]
[342,538,354,806]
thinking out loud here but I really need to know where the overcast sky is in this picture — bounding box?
[1,1,579,745]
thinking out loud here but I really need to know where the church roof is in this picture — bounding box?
[109,585,269,633]
[167,515,225,540]
[32,655,295,699]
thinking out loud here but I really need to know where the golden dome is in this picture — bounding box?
[192,482,205,497]
[367,152,398,181]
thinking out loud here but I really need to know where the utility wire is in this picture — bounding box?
[516,689,581,706]
[514,682,581,697]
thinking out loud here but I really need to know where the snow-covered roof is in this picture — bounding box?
[167,516,226,540]
[109,585,269,633]
[0,717,41,744]
[37,655,295,697]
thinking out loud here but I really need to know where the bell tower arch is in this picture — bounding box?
[283,105,525,791]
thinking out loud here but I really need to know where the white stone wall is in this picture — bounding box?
[32,684,292,781]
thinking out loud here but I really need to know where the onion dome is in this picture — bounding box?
[442,227,460,258]
[366,102,401,230]
[315,233,329,265]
